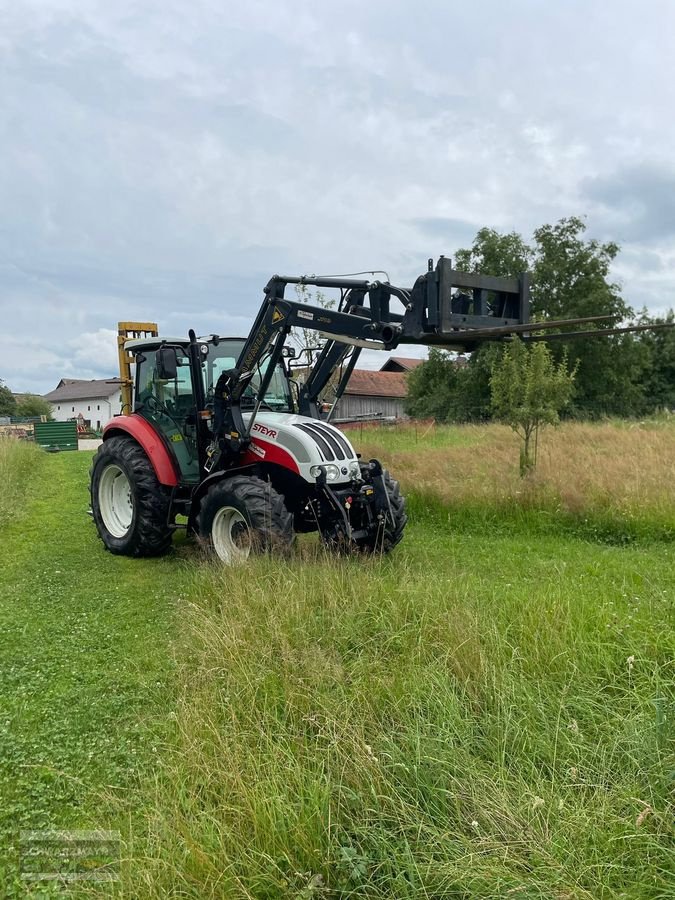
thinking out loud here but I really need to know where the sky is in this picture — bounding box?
[2,0,675,393]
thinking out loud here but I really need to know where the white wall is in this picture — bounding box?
[50,392,122,430]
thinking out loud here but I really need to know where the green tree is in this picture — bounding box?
[409,216,660,422]
[15,394,52,419]
[406,345,504,423]
[634,309,675,412]
[452,216,650,418]
[530,217,648,416]
[0,380,17,416]
[454,227,532,277]
[405,348,461,420]
[490,338,577,475]
[450,228,533,421]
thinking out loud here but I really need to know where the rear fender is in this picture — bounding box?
[103,415,180,487]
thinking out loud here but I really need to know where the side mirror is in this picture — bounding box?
[156,347,178,380]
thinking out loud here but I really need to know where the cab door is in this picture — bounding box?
[134,347,201,483]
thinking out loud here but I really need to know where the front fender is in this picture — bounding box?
[103,414,180,487]
[186,463,260,532]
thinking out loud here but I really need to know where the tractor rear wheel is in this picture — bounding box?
[90,436,173,557]
[358,469,407,554]
[198,475,294,564]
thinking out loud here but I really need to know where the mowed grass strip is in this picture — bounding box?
[128,424,675,898]
[0,441,184,892]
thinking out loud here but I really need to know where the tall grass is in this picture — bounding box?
[0,437,43,528]
[358,420,675,542]
[128,538,674,897]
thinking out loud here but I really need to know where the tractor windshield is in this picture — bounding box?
[203,340,293,412]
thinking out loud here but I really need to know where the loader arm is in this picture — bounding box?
[211,283,404,460]
[211,257,664,461]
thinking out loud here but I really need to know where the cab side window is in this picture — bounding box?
[135,349,193,415]
[135,351,157,408]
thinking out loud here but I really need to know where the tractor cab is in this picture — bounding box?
[124,335,294,483]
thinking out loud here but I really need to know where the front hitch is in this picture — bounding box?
[366,458,393,523]
[315,467,353,542]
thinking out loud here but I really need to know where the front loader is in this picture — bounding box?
[90,257,671,563]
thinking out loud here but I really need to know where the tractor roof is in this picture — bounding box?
[124,336,246,352]
[124,337,187,352]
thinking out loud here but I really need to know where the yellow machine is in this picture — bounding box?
[117,321,158,414]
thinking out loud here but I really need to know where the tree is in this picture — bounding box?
[406,345,504,423]
[290,283,335,367]
[530,217,648,416]
[490,338,577,475]
[450,216,651,418]
[15,394,52,419]
[405,348,461,420]
[634,309,675,412]
[0,380,17,417]
[454,227,532,277]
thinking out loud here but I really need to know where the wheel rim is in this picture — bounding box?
[98,464,134,538]
[211,506,251,564]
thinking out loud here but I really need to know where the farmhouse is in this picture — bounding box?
[44,378,123,431]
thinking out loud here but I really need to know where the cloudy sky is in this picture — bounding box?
[2,0,675,393]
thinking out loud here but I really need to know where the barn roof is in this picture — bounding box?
[379,356,425,372]
[344,369,408,398]
[44,378,123,402]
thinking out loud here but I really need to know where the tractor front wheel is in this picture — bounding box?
[358,469,407,554]
[198,475,294,564]
[90,436,174,556]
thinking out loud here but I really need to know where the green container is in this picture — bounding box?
[34,421,79,452]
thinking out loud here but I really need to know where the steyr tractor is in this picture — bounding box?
[90,258,667,563]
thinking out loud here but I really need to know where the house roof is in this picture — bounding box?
[379,356,425,373]
[44,378,123,402]
[344,369,408,398]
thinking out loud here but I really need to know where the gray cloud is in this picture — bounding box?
[2,0,675,390]
[584,165,675,243]
[408,217,477,245]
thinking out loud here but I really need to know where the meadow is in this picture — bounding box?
[0,422,673,898]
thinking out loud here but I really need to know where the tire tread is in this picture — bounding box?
[90,436,173,557]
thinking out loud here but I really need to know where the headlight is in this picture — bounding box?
[309,464,340,482]
[348,460,361,479]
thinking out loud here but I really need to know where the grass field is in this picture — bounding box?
[0,423,673,898]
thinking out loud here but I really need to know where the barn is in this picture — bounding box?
[333,369,409,422]
[378,356,425,374]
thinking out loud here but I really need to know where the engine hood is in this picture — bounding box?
[242,412,359,484]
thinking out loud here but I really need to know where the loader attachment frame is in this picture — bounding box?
[206,256,634,462]
[116,257,668,472]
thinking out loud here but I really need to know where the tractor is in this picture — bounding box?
[90,258,668,562]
